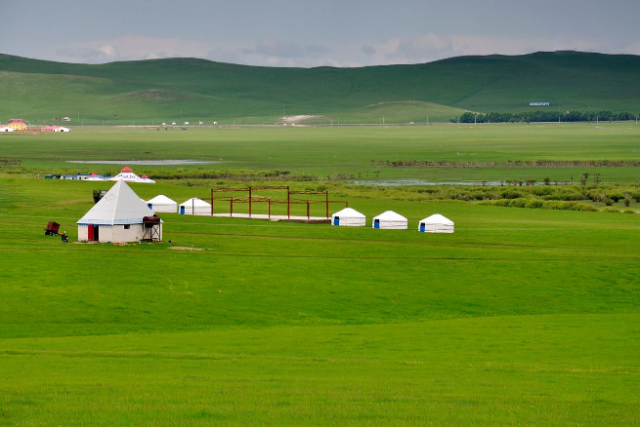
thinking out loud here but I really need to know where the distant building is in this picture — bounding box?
[109,166,156,184]
[41,126,72,132]
[8,119,27,131]
[529,102,550,106]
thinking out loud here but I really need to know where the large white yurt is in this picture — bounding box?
[419,214,454,233]
[372,211,407,230]
[77,180,162,243]
[110,166,156,184]
[331,207,366,226]
[146,195,178,213]
[179,198,211,215]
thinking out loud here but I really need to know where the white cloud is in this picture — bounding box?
[51,33,638,68]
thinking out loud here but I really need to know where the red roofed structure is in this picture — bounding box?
[121,166,133,173]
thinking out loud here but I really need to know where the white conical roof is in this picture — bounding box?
[77,180,153,225]
[147,195,177,205]
[420,213,454,225]
[180,198,211,207]
[332,207,365,218]
[373,210,407,221]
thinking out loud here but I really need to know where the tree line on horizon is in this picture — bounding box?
[454,110,639,123]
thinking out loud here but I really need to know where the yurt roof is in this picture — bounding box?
[374,210,407,221]
[180,198,211,207]
[332,207,365,218]
[121,166,133,172]
[147,195,177,205]
[77,180,153,225]
[420,214,454,225]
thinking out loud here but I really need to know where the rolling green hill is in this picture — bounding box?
[1,51,640,124]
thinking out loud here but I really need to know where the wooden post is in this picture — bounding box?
[287,187,291,218]
[268,198,271,218]
[230,199,233,217]
[307,201,310,219]
[249,186,252,217]
[210,189,214,216]
[325,191,329,218]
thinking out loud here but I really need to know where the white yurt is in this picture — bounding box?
[146,195,177,213]
[179,198,211,215]
[0,126,15,132]
[77,180,162,243]
[331,207,366,227]
[110,166,156,184]
[419,214,454,233]
[372,211,408,230]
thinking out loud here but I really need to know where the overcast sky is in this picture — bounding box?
[2,0,640,67]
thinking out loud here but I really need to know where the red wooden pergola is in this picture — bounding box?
[208,186,348,219]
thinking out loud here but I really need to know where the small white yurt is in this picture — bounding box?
[179,198,211,215]
[372,211,407,230]
[77,180,162,243]
[146,195,178,213]
[0,126,15,132]
[331,207,366,227]
[419,214,454,233]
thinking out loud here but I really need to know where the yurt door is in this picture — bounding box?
[420,223,425,232]
[147,203,153,210]
[374,219,380,229]
[87,225,94,242]
[93,226,100,241]
[180,206,185,215]
[333,216,339,226]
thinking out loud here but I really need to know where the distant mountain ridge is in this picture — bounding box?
[1,51,639,124]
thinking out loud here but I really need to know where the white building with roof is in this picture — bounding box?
[179,198,211,215]
[372,211,407,230]
[331,207,366,226]
[109,166,156,184]
[419,214,454,233]
[146,195,178,213]
[77,180,162,242]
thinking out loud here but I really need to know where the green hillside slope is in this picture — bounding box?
[1,51,639,124]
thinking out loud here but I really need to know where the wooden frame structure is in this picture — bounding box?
[208,186,348,219]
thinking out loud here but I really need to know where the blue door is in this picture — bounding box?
[333,216,339,226]
[147,203,153,210]
[374,219,380,229]
[180,206,185,215]
[420,223,425,232]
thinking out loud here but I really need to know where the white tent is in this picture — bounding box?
[179,198,211,215]
[110,166,156,184]
[77,180,162,242]
[419,214,454,233]
[331,207,366,227]
[372,211,407,230]
[0,127,15,132]
[146,195,177,213]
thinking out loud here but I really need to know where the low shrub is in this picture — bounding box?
[602,207,620,213]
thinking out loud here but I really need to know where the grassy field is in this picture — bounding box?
[2,51,640,125]
[2,122,640,184]
[0,124,639,425]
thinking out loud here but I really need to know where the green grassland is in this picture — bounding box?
[2,51,640,125]
[2,123,640,184]
[0,124,639,425]
[1,177,639,426]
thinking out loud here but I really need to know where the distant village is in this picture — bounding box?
[0,118,71,133]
